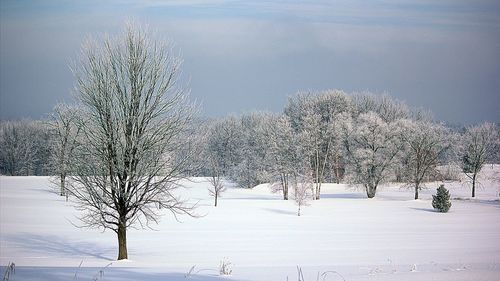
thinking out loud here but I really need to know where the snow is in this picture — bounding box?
[1,166,500,280]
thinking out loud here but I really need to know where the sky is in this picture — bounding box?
[1,0,499,124]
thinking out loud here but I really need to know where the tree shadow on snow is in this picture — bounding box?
[4,233,114,261]
[409,207,438,213]
[25,186,60,196]
[263,208,297,216]
[320,193,366,199]
[224,196,279,201]
[453,198,500,209]
[1,266,244,281]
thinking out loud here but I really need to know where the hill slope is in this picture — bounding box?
[1,166,500,280]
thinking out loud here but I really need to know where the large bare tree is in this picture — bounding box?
[67,24,196,260]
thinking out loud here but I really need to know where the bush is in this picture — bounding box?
[432,184,452,212]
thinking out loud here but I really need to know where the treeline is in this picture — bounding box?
[1,90,499,199]
[0,120,53,176]
[192,90,499,199]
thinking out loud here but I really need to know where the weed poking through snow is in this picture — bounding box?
[2,262,15,281]
[290,266,346,281]
[219,257,232,275]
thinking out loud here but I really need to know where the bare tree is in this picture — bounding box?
[207,166,226,207]
[399,119,450,199]
[460,122,499,197]
[293,170,313,216]
[48,103,81,197]
[67,24,196,260]
[204,121,229,207]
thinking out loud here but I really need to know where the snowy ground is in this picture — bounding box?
[1,165,500,280]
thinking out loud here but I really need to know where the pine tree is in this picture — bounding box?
[432,185,452,213]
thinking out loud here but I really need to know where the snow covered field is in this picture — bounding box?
[1,166,500,280]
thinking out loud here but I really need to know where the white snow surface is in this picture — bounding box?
[1,165,500,280]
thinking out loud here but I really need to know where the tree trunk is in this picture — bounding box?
[366,185,376,198]
[117,222,128,260]
[414,182,419,200]
[314,151,319,200]
[472,173,476,198]
[281,173,289,200]
[214,193,218,207]
[335,166,340,184]
[283,174,288,200]
[297,205,301,216]
[60,176,66,196]
[334,156,341,184]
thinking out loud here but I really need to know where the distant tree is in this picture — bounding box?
[206,116,242,177]
[432,184,451,212]
[207,171,226,207]
[285,90,351,199]
[204,121,231,206]
[264,114,307,200]
[33,121,54,176]
[67,24,196,260]
[230,113,269,188]
[0,120,45,176]
[351,93,409,123]
[48,104,81,197]
[460,122,499,197]
[400,119,451,199]
[342,111,404,198]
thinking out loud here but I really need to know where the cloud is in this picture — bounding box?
[126,0,500,29]
[0,0,499,123]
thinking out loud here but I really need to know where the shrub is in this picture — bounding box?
[432,184,452,212]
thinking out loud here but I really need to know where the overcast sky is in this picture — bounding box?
[1,0,499,124]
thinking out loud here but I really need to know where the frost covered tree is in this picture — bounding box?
[0,121,32,175]
[207,116,242,177]
[0,120,50,176]
[342,111,404,198]
[230,113,269,188]
[399,119,451,199]
[264,114,308,200]
[48,104,81,197]
[285,90,351,199]
[67,24,196,260]
[293,170,313,216]
[460,122,499,197]
[204,120,232,206]
[351,93,409,123]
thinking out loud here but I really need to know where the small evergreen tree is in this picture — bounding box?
[432,185,451,212]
